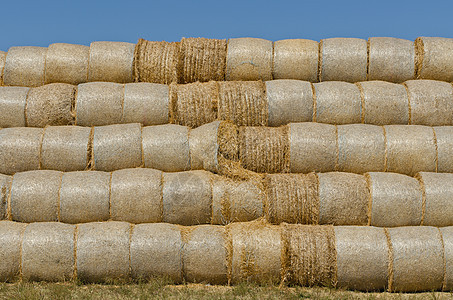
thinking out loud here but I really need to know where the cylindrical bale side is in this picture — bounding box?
[416,37,453,82]
[21,222,74,282]
[59,171,110,223]
[320,38,367,82]
[88,41,135,83]
[3,46,47,87]
[25,83,75,127]
[334,226,389,291]
[368,172,422,227]
[189,121,221,172]
[0,175,11,220]
[358,81,409,125]
[122,83,169,126]
[130,223,183,283]
[368,37,415,82]
[440,227,453,291]
[183,225,228,284]
[0,127,43,175]
[273,39,318,81]
[266,80,314,126]
[435,126,453,173]
[0,221,26,281]
[0,87,29,127]
[111,168,162,223]
[318,172,369,225]
[142,124,190,172]
[0,51,6,85]
[75,82,123,126]
[384,125,437,176]
[226,38,273,81]
[93,123,142,171]
[405,80,453,126]
[314,81,361,125]
[289,123,337,173]
[10,170,61,222]
[388,226,444,292]
[45,43,90,84]
[337,124,385,173]
[76,222,131,283]
[162,171,212,226]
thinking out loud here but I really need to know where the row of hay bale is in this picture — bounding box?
[2,79,453,128]
[1,168,453,227]
[0,220,451,292]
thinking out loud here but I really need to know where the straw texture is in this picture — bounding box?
[0,86,29,127]
[0,51,6,85]
[189,121,220,172]
[273,39,318,81]
[45,43,89,84]
[435,126,453,173]
[416,37,453,82]
[0,175,10,220]
[0,221,26,282]
[3,46,47,87]
[440,227,453,291]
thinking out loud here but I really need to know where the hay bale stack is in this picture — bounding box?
[0,86,29,127]
[3,46,47,87]
[0,175,11,220]
[21,222,74,282]
[226,38,273,81]
[25,83,75,127]
[59,171,110,223]
[313,81,361,124]
[435,126,453,173]
[75,82,123,126]
[320,38,367,82]
[0,51,6,85]
[179,37,227,83]
[76,222,131,283]
[0,221,26,281]
[189,121,221,172]
[45,43,90,84]
[368,37,415,82]
[405,80,453,126]
[266,80,313,126]
[440,227,453,291]
[88,41,135,83]
[122,83,169,126]
[358,81,409,125]
[273,39,318,81]
[416,37,453,81]
[92,123,142,171]
[142,124,190,172]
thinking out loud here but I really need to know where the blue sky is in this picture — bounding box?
[1,0,451,51]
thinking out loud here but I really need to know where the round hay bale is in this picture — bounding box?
[417,172,453,227]
[122,83,169,126]
[335,226,388,291]
[183,225,228,284]
[440,227,453,291]
[111,168,162,223]
[0,127,43,175]
[189,121,221,172]
[368,37,415,82]
[273,39,318,81]
[319,38,367,82]
[0,86,29,128]
[162,171,212,226]
[10,170,61,222]
[0,221,26,281]
[229,221,282,284]
[434,126,453,173]
[59,171,110,223]
[41,126,91,172]
[92,123,142,171]
[130,223,183,282]
[88,41,135,83]
[387,226,444,292]
[318,172,369,225]
[266,80,314,126]
[76,221,131,283]
[367,172,422,227]
[405,80,453,126]
[179,37,227,83]
[75,82,123,126]
[142,124,190,172]
[45,43,90,84]
[3,46,47,87]
[337,124,385,173]
[289,123,337,173]
[21,222,74,282]
[416,37,453,82]
[0,51,6,85]
[0,174,11,220]
[358,81,409,125]
[226,38,273,81]
[314,81,361,124]
[384,125,437,176]
[25,83,75,127]
[133,39,179,84]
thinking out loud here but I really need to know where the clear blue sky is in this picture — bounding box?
[1,0,452,51]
